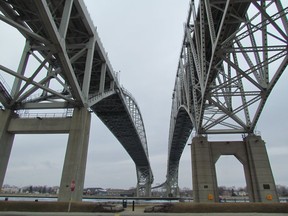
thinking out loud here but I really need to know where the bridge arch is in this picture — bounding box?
[166,105,193,196]
[90,87,153,196]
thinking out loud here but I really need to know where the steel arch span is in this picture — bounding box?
[0,0,153,198]
[165,0,288,196]
[165,106,193,196]
[91,87,153,196]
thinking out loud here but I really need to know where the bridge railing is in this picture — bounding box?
[121,87,149,157]
[17,108,73,119]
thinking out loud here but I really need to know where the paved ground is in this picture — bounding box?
[0,205,287,216]
[0,212,287,216]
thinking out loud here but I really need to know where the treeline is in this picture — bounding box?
[21,185,59,194]
[276,185,288,196]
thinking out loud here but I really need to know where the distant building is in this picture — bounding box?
[106,188,135,197]
[1,185,19,194]
[83,187,107,196]
[236,190,248,196]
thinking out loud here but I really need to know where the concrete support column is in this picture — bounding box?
[191,136,218,203]
[0,110,15,189]
[191,134,278,203]
[58,108,91,201]
[244,135,279,202]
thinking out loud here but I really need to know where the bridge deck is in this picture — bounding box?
[91,93,150,166]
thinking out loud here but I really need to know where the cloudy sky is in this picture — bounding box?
[2,0,288,190]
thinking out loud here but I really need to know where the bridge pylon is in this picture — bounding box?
[58,107,91,201]
[191,134,278,203]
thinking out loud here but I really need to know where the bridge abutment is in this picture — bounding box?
[58,108,91,202]
[191,135,278,203]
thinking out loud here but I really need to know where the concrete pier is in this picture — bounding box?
[191,136,218,203]
[0,110,15,189]
[58,108,91,202]
[244,135,279,202]
[0,107,91,202]
[191,135,278,203]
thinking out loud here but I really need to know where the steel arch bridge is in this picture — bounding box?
[0,0,153,197]
[165,0,288,196]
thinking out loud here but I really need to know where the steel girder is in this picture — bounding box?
[165,0,288,194]
[0,0,153,196]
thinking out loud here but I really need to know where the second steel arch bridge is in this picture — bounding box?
[165,0,288,196]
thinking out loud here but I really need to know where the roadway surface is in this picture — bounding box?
[0,212,287,216]
[0,204,287,216]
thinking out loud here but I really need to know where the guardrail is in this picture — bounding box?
[17,109,73,118]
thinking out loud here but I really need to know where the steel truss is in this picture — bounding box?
[0,0,153,196]
[166,0,288,196]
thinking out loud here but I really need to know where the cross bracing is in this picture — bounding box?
[0,0,153,196]
[166,0,288,195]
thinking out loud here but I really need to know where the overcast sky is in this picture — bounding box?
[1,0,288,190]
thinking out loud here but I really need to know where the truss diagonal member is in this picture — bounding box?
[252,1,288,41]
[206,95,246,130]
[204,0,216,45]
[204,0,231,89]
[212,48,287,95]
[13,53,53,102]
[205,94,262,132]
[0,65,74,104]
[82,36,96,101]
[251,55,288,127]
[185,44,200,129]
[275,0,288,35]
[58,0,74,39]
[221,1,285,48]
[34,0,84,104]
[0,14,50,45]
[214,64,232,112]
[236,40,265,87]
[245,23,267,86]
[203,115,243,131]
[231,51,252,126]
[221,57,265,91]
[185,26,204,92]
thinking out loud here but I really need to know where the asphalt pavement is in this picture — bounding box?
[0,212,287,216]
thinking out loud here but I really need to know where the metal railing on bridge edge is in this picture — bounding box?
[121,87,149,157]
[16,108,73,119]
